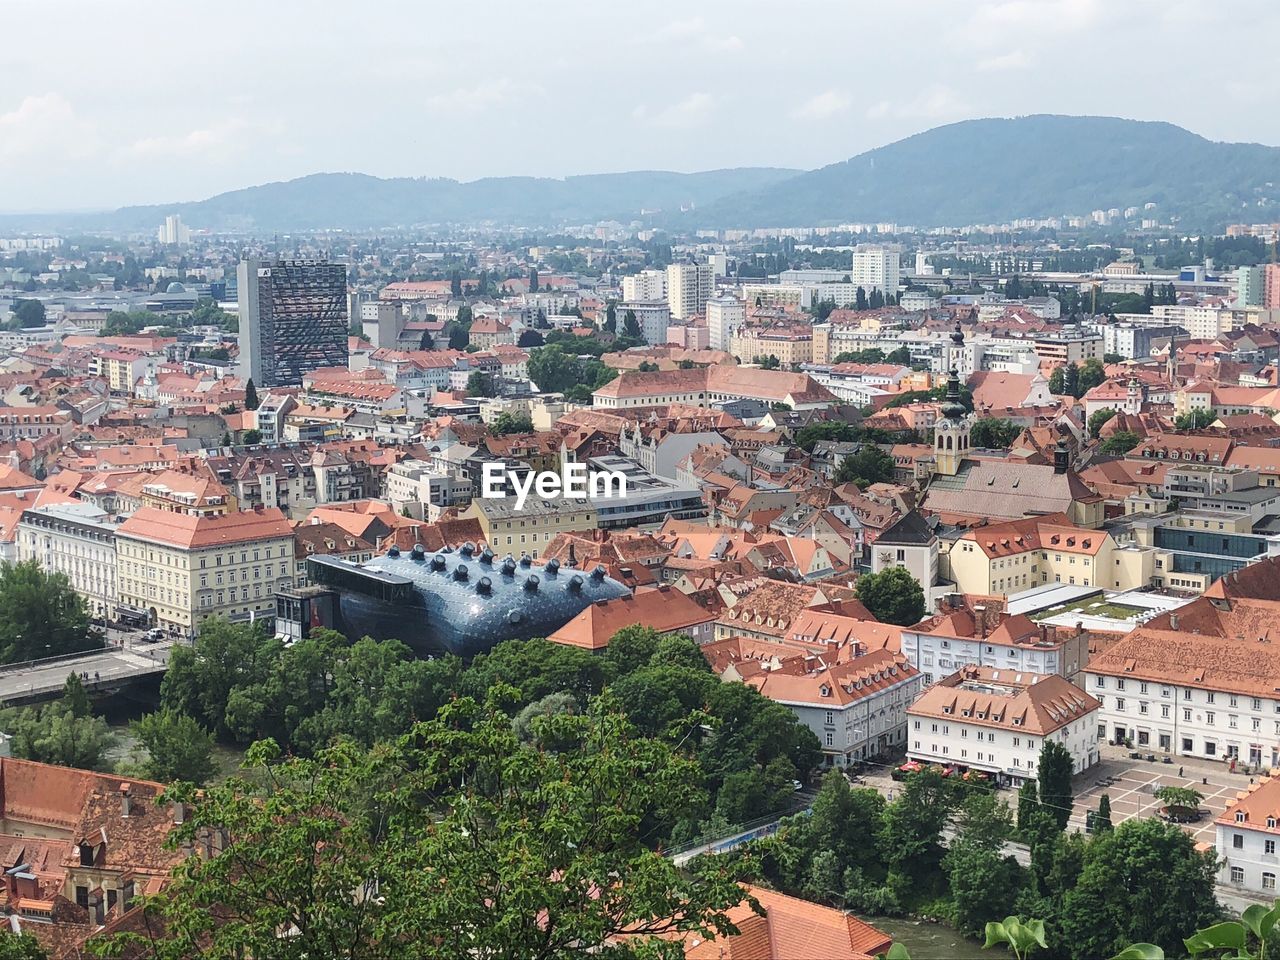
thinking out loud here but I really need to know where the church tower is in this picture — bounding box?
[934,324,971,477]
[1124,377,1142,416]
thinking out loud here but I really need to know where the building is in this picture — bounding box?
[869,510,954,608]
[1267,263,1280,310]
[621,268,667,302]
[850,244,901,295]
[1217,776,1280,896]
[899,601,1091,684]
[618,301,670,345]
[705,296,746,351]
[1085,592,1280,764]
[593,365,836,411]
[666,262,714,320]
[947,513,1152,597]
[237,258,348,388]
[730,324,813,367]
[156,213,190,245]
[1237,265,1266,308]
[462,496,597,558]
[17,502,120,620]
[907,666,1100,785]
[748,649,922,767]
[114,505,295,633]
[547,585,716,650]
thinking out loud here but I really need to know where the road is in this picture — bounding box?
[0,634,184,704]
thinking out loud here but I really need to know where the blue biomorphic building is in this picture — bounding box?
[293,542,631,657]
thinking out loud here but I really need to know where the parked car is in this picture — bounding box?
[144,628,165,642]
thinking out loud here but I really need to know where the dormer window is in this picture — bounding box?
[1269,817,1277,829]
[1237,811,1248,823]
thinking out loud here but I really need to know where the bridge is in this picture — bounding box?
[0,638,186,706]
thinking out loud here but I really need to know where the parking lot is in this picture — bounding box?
[1071,748,1261,845]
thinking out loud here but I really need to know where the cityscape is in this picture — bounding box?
[3,2,1280,958]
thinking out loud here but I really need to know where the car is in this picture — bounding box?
[144,628,165,642]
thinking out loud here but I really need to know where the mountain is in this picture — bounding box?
[3,116,1276,233]
[695,115,1280,228]
[0,168,801,234]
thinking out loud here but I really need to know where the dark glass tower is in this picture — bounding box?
[238,258,348,387]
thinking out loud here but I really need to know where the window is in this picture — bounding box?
[1266,873,1277,891]
[824,732,833,747]
[1184,708,1192,721]
[1266,839,1276,855]
[1234,834,1245,849]
[1207,712,1215,725]
[1231,866,1245,884]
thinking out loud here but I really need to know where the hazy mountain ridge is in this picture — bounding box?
[3,116,1277,233]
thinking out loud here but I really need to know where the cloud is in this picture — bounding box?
[976,49,1031,71]
[792,90,851,121]
[656,16,706,40]
[706,34,744,52]
[969,0,1100,36]
[426,77,534,114]
[864,85,970,120]
[124,120,247,159]
[0,93,95,159]
[633,93,716,129]
[647,16,743,52]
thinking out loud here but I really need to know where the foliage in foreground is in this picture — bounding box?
[91,692,754,960]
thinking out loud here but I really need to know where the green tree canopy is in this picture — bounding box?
[130,708,219,785]
[0,559,99,663]
[1037,740,1074,831]
[968,418,1022,449]
[491,411,533,435]
[834,445,896,488]
[855,566,926,626]
[1088,407,1118,439]
[1099,431,1141,455]
[99,695,754,960]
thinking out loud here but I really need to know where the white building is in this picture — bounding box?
[17,502,121,620]
[157,214,191,245]
[705,296,745,351]
[619,301,670,345]
[1217,776,1280,896]
[907,666,1100,786]
[868,511,953,609]
[898,609,1091,686]
[851,244,902,295]
[742,649,924,767]
[621,269,667,303]
[666,262,714,320]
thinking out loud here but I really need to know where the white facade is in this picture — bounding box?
[666,262,714,320]
[899,623,1089,686]
[621,269,667,303]
[1218,816,1280,896]
[851,244,902,294]
[157,214,191,245]
[17,503,120,619]
[908,707,1098,783]
[706,296,745,351]
[620,301,671,346]
[1086,672,1280,766]
[776,669,924,767]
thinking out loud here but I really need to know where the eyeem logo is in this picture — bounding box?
[481,462,627,510]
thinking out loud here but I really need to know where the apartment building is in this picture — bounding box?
[666,262,714,320]
[730,324,814,367]
[17,502,120,620]
[621,268,666,302]
[850,244,901,294]
[618,301,670,345]
[908,666,1100,785]
[114,505,295,633]
[705,296,746,351]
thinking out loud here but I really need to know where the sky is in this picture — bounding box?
[2,0,1279,212]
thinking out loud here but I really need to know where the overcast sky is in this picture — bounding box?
[3,0,1278,211]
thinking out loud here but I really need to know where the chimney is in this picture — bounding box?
[119,782,131,818]
[1039,623,1048,643]
[1170,613,1179,630]
[172,801,185,825]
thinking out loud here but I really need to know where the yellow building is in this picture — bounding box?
[461,496,596,558]
[115,506,296,632]
[729,324,814,367]
[946,513,1154,597]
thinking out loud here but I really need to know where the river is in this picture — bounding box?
[863,917,988,959]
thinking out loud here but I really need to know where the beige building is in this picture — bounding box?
[461,496,597,558]
[730,324,814,367]
[946,513,1153,597]
[115,506,295,633]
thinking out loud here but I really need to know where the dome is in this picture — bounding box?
[306,550,630,657]
[951,321,966,346]
[165,281,187,293]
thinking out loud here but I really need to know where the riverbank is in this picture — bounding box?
[863,916,987,959]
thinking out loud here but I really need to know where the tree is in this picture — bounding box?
[1059,817,1219,960]
[757,355,781,370]
[450,270,462,297]
[855,566,925,626]
[1095,793,1113,832]
[1078,358,1106,393]
[241,428,262,445]
[528,267,539,292]
[968,418,1021,449]
[100,695,754,960]
[0,680,114,771]
[517,328,544,348]
[604,301,617,333]
[466,371,496,397]
[855,286,868,311]
[130,709,218,785]
[1038,740,1074,831]
[491,412,533,435]
[244,378,259,411]
[1100,431,1141,455]
[1049,366,1066,395]
[447,322,470,350]
[0,933,47,959]
[12,299,45,328]
[1174,409,1215,431]
[1088,408,1118,439]
[834,445,896,488]
[1154,785,1203,819]
[1017,778,1041,835]
[1063,362,1081,398]
[0,559,99,663]
[834,348,886,365]
[878,766,955,882]
[622,308,641,340]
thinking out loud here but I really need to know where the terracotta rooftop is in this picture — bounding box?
[117,505,292,549]
[547,586,714,651]
[908,666,1100,736]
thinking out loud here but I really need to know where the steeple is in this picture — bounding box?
[933,323,971,477]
